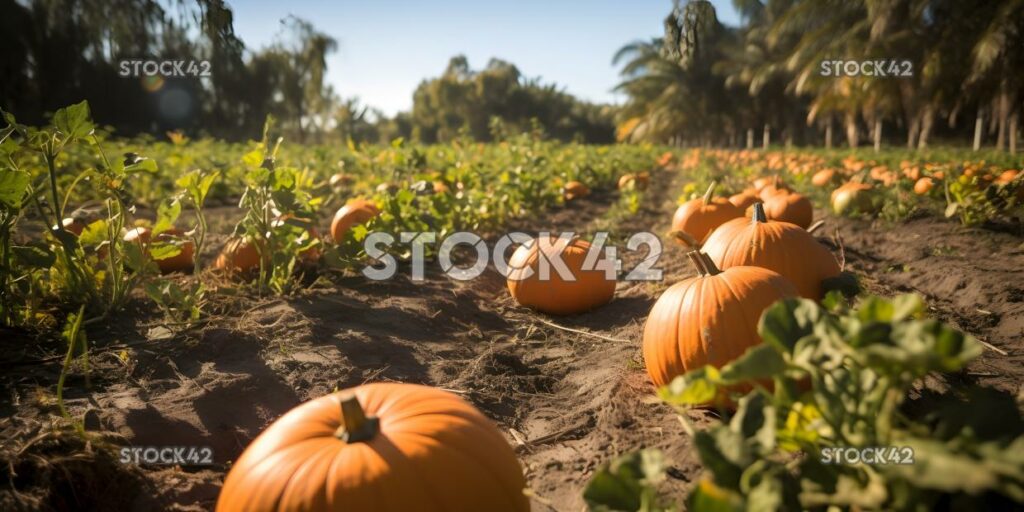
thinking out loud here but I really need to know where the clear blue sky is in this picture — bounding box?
[230,0,741,116]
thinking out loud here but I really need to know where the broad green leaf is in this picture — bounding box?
[78,220,109,247]
[0,169,30,208]
[583,449,667,512]
[149,241,183,261]
[686,479,743,512]
[758,298,822,354]
[719,344,786,383]
[659,367,721,406]
[53,101,94,141]
[153,199,181,235]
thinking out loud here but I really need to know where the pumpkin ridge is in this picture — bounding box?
[717,271,758,363]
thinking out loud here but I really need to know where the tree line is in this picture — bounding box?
[0,0,614,144]
[615,0,1024,151]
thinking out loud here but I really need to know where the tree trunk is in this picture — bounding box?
[746,129,754,149]
[996,82,1009,151]
[873,118,882,153]
[974,110,984,151]
[907,116,920,149]
[1010,113,1018,154]
[918,106,934,150]
[844,111,859,148]
[825,117,833,149]
[762,124,770,150]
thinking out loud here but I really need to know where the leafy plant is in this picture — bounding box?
[588,294,1024,511]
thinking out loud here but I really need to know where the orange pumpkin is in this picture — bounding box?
[811,169,837,187]
[703,203,841,300]
[757,177,792,200]
[671,182,743,244]
[563,181,590,201]
[642,250,796,387]
[123,227,194,274]
[994,169,1019,186]
[215,237,261,273]
[618,173,649,191]
[55,217,87,236]
[507,237,615,315]
[913,177,935,195]
[728,190,760,211]
[752,176,774,192]
[762,192,813,229]
[331,199,380,243]
[216,383,528,512]
[433,180,450,194]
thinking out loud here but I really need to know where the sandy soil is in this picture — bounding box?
[2,170,1022,511]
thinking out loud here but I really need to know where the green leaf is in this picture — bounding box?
[0,169,31,208]
[153,200,181,235]
[686,479,743,512]
[758,298,822,354]
[149,241,183,261]
[719,344,786,383]
[659,367,721,406]
[78,220,109,247]
[12,245,56,268]
[53,101,94,141]
[583,449,667,511]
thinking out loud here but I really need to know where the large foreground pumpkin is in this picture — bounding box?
[507,237,615,315]
[702,203,840,299]
[670,181,742,243]
[642,251,796,387]
[217,383,529,512]
[331,199,380,242]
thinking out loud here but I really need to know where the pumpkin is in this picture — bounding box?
[55,217,87,236]
[752,176,774,192]
[811,169,837,187]
[728,190,759,211]
[215,237,261,273]
[757,177,792,200]
[642,250,796,388]
[913,177,935,195]
[563,181,590,201]
[329,173,353,189]
[123,227,194,274]
[216,383,528,512]
[830,182,875,215]
[432,181,450,194]
[670,181,743,244]
[618,173,649,191]
[702,203,841,300]
[762,192,813,229]
[994,169,1019,185]
[331,199,380,243]
[507,237,615,315]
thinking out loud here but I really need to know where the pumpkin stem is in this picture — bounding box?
[667,230,700,249]
[686,250,721,277]
[335,394,380,443]
[752,202,767,223]
[702,180,718,204]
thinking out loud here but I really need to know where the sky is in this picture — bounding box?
[230,0,741,116]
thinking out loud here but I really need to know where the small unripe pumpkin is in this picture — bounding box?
[702,204,841,300]
[124,227,194,274]
[215,237,261,273]
[507,237,615,315]
[642,250,796,388]
[670,181,743,244]
[216,383,529,512]
[830,182,875,215]
[331,199,380,243]
[762,192,813,229]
